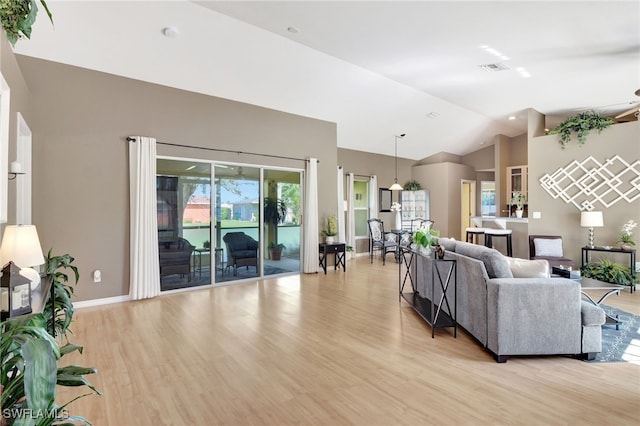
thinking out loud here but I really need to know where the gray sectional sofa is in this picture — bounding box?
[412,238,605,362]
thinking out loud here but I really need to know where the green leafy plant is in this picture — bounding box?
[0,0,53,46]
[403,180,422,191]
[263,197,287,226]
[267,242,286,250]
[0,251,100,425]
[44,250,79,338]
[548,110,614,149]
[581,259,638,286]
[412,226,440,248]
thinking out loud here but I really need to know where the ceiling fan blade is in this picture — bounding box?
[615,106,640,119]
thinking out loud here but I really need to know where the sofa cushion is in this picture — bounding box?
[508,257,550,278]
[534,238,563,257]
[437,237,456,252]
[455,241,513,279]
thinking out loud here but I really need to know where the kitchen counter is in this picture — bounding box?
[471,216,528,229]
[470,216,529,258]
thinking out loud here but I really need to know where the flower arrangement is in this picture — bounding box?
[412,224,440,248]
[322,214,338,237]
[617,219,637,247]
[390,202,402,212]
[510,191,526,210]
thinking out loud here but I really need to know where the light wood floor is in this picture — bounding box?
[57,256,640,425]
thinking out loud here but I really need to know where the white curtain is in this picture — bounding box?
[303,158,319,273]
[347,173,356,251]
[337,166,345,243]
[369,175,378,219]
[129,136,160,300]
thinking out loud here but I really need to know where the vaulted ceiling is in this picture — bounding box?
[13,1,640,160]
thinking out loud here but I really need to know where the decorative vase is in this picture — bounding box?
[515,209,523,218]
[325,236,334,244]
[620,243,633,251]
[395,211,402,230]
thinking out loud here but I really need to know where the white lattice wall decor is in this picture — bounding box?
[539,155,640,211]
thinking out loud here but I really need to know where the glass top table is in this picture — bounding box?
[579,277,625,329]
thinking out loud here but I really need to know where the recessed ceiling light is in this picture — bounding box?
[287,26,300,34]
[161,26,179,38]
[508,116,516,120]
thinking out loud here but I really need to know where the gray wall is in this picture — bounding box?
[15,55,337,302]
[528,120,640,265]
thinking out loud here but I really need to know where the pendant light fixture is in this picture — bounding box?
[389,133,405,190]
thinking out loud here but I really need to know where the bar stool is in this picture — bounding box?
[465,227,486,245]
[484,229,513,257]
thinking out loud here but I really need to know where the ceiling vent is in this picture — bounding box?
[479,63,510,72]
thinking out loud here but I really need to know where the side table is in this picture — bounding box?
[319,243,346,274]
[193,248,212,278]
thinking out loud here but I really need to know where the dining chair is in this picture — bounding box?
[367,218,398,265]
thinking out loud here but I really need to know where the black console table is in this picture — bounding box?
[399,249,457,338]
[319,243,346,274]
[581,246,636,293]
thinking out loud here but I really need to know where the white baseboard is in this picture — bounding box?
[73,295,131,309]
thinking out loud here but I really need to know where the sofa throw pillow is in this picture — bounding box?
[455,242,513,279]
[508,257,550,278]
[534,238,563,257]
[437,237,456,252]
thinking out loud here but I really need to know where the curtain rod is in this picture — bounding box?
[126,137,318,163]
[347,172,373,178]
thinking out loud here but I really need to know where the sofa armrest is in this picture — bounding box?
[581,300,605,326]
[486,278,582,356]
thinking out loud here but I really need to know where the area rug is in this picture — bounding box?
[588,305,640,364]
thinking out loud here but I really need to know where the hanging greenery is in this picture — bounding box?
[0,0,53,46]
[548,110,614,149]
[403,180,423,191]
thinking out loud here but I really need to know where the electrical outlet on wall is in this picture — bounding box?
[93,270,102,283]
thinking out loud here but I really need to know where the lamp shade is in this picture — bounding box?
[0,225,45,268]
[580,211,604,228]
[389,183,403,191]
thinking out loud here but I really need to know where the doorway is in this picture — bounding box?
[461,180,476,240]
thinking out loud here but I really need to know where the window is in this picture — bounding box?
[354,179,369,238]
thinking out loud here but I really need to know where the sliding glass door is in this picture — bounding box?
[214,164,261,283]
[157,158,302,291]
[157,159,211,291]
[263,169,301,276]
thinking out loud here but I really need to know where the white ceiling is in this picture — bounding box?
[13,0,640,160]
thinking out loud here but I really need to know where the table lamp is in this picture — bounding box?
[0,225,45,289]
[580,211,604,248]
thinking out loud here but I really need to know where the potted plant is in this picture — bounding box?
[267,242,286,261]
[0,250,100,425]
[403,180,422,191]
[617,219,637,250]
[412,224,440,256]
[264,197,287,252]
[321,215,338,244]
[0,0,53,46]
[510,191,526,218]
[548,110,614,149]
[581,259,638,287]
